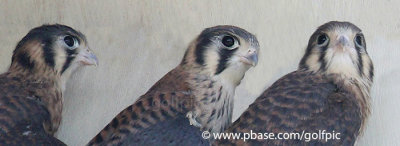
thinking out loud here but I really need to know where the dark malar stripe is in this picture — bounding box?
[369,63,374,81]
[298,48,311,70]
[42,39,56,68]
[356,48,364,76]
[318,46,328,72]
[61,49,77,74]
[215,48,238,75]
[195,38,211,66]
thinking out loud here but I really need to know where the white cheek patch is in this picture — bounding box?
[229,55,241,66]
[204,48,220,74]
[60,62,80,92]
[54,48,68,72]
[306,50,322,72]
[219,56,250,85]
[202,40,254,86]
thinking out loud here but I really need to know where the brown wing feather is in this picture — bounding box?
[88,66,196,145]
[214,71,362,146]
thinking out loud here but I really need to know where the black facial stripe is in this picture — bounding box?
[195,37,212,66]
[10,24,88,74]
[42,38,55,68]
[356,47,364,76]
[215,47,238,75]
[369,63,374,81]
[16,52,35,70]
[318,46,328,72]
[299,48,311,70]
[61,49,77,74]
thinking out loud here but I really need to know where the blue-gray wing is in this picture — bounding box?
[120,113,210,146]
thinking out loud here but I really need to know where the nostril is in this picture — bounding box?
[248,49,256,54]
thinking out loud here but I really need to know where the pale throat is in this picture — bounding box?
[323,53,372,126]
[186,65,248,134]
[187,79,235,134]
[59,62,81,92]
[325,53,361,83]
[216,62,250,86]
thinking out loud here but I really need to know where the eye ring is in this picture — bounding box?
[221,35,238,49]
[355,34,363,47]
[317,34,329,46]
[63,35,79,49]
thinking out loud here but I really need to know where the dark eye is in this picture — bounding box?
[317,34,329,45]
[222,36,235,47]
[63,35,78,49]
[355,35,363,46]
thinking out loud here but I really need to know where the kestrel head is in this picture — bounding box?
[299,21,373,84]
[9,24,98,79]
[182,25,259,85]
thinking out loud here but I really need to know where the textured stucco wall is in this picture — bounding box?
[0,0,399,145]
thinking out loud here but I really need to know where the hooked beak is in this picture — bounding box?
[239,48,258,66]
[336,35,350,51]
[78,48,99,66]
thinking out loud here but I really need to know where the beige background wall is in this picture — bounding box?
[0,0,399,145]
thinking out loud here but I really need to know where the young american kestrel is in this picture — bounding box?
[214,21,373,146]
[88,25,259,146]
[0,24,98,145]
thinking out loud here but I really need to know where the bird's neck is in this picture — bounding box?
[185,67,237,134]
[326,73,372,135]
[5,69,64,135]
[9,62,61,80]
